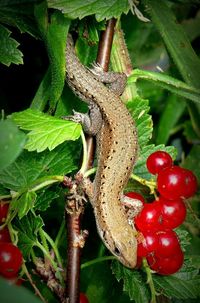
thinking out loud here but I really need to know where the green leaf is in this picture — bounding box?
[11,191,37,219]
[112,261,150,303]
[30,67,51,111]
[0,142,79,191]
[128,69,200,104]
[47,0,129,21]
[0,277,43,303]
[11,109,81,152]
[156,95,186,145]
[46,11,70,107]
[14,212,44,258]
[0,24,23,66]
[153,267,200,299]
[181,145,200,181]
[144,0,200,136]
[127,97,152,149]
[0,120,26,170]
[143,0,200,88]
[35,5,70,109]
[0,0,40,38]
[183,121,199,144]
[35,188,60,211]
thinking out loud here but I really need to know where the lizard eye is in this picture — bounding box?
[114,246,121,256]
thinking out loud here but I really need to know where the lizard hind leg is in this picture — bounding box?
[89,63,127,96]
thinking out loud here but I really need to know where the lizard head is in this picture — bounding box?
[101,226,138,268]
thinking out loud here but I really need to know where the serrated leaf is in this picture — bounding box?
[153,267,200,299]
[0,0,40,38]
[35,188,60,211]
[0,24,23,66]
[0,120,26,170]
[128,69,200,104]
[47,0,129,21]
[11,109,81,152]
[127,97,152,149]
[11,191,37,219]
[14,212,44,258]
[0,141,79,191]
[112,261,150,303]
[134,144,176,180]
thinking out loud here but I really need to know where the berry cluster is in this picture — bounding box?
[0,201,23,282]
[127,151,197,275]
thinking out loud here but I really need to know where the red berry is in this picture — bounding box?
[125,192,145,204]
[0,202,9,224]
[156,229,181,257]
[159,196,186,229]
[80,293,89,303]
[135,201,162,232]
[148,249,184,275]
[137,230,159,257]
[157,166,197,200]
[0,227,11,243]
[0,243,23,278]
[146,151,173,175]
[157,166,183,200]
[181,168,198,198]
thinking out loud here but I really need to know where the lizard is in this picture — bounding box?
[65,33,139,268]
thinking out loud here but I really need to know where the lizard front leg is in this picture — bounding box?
[63,102,102,136]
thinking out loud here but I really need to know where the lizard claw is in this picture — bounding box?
[61,110,85,124]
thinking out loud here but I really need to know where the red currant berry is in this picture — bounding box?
[146,151,173,175]
[137,230,159,257]
[0,227,11,243]
[159,196,186,229]
[156,229,181,258]
[157,166,197,199]
[157,166,185,200]
[0,202,9,224]
[148,249,184,275]
[125,192,145,204]
[181,168,198,198]
[0,243,23,278]
[135,201,162,232]
[80,293,89,303]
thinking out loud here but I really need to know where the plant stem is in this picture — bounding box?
[81,256,115,269]
[55,219,65,247]
[143,258,157,303]
[83,167,96,178]
[36,240,63,284]
[131,173,157,194]
[42,229,63,268]
[39,228,49,254]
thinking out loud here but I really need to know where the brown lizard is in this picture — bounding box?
[65,33,139,268]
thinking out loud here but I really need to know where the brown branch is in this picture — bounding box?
[65,18,117,303]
